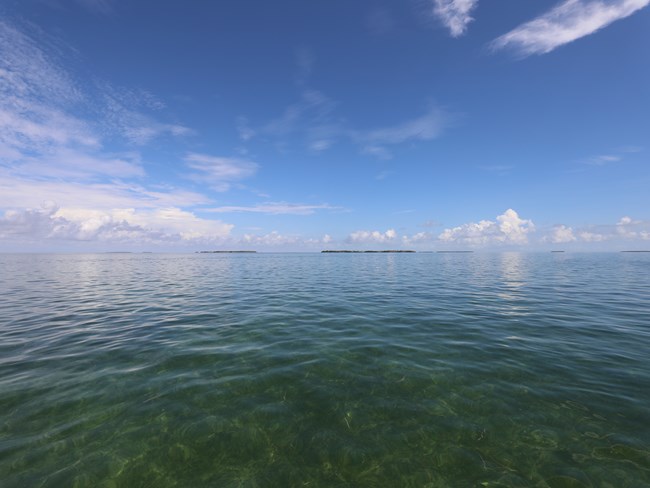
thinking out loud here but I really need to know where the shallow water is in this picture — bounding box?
[1,252,649,487]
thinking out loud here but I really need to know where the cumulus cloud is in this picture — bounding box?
[492,0,650,56]
[348,228,398,244]
[548,224,577,243]
[185,153,259,191]
[402,231,434,246]
[0,204,233,244]
[616,216,650,240]
[438,209,535,246]
[432,0,479,37]
[540,216,650,245]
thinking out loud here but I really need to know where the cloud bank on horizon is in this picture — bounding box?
[0,2,648,251]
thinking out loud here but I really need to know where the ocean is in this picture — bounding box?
[1,252,649,487]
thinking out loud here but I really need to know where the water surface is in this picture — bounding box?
[1,253,649,487]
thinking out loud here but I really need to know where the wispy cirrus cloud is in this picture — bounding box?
[0,170,211,211]
[185,153,259,192]
[0,20,82,104]
[9,149,144,180]
[261,89,343,152]
[0,17,192,184]
[0,18,251,250]
[492,0,650,56]
[588,154,622,165]
[432,0,479,37]
[354,106,453,159]
[98,81,192,145]
[584,145,642,165]
[206,202,337,215]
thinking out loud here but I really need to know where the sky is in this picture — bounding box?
[0,0,649,251]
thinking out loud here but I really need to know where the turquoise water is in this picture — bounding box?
[1,252,649,487]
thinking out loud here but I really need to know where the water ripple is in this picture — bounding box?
[1,252,649,486]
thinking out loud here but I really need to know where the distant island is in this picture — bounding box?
[322,250,416,253]
[620,250,650,253]
[196,251,257,253]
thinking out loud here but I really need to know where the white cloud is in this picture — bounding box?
[543,216,650,245]
[0,204,233,244]
[236,116,255,141]
[0,172,210,211]
[578,231,608,242]
[616,216,650,240]
[0,104,98,152]
[348,228,398,244]
[236,231,333,249]
[432,0,479,37]
[492,0,650,56]
[260,89,343,152]
[206,202,336,215]
[402,231,434,246]
[254,73,451,156]
[363,146,393,160]
[359,106,449,145]
[0,18,196,197]
[0,20,82,104]
[310,139,332,151]
[548,224,577,243]
[99,83,191,144]
[241,231,300,246]
[264,89,337,137]
[588,154,622,165]
[11,149,144,180]
[185,153,259,191]
[354,106,452,159]
[439,209,535,245]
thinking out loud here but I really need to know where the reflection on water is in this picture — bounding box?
[496,252,530,317]
[1,252,650,487]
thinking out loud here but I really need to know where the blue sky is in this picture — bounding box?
[0,0,648,251]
